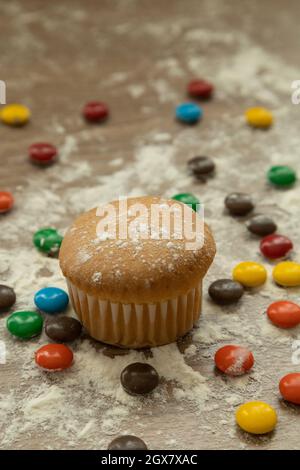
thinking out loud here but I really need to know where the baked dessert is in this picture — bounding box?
[59,196,216,348]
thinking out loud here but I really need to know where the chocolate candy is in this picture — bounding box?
[29,142,57,166]
[245,107,273,129]
[45,316,82,342]
[273,261,300,287]
[0,104,30,126]
[246,214,277,236]
[267,301,300,328]
[208,279,244,305]
[267,165,296,187]
[187,156,215,179]
[7,310,43,339]
[108,435,148,450]
[187,79,214,100]
[172,192,200,212]
[175,102,203,124]
[35,343,73,370]
[120,362,159,395]
[215,345,254,376]
[233,261,267,287]
[0,285,16,310]
[260,234,293,259]
[83,101,109,123]
[236,401,277,434]
[225,192,254,216]
[0,191,14,213]
[34,287,69,314]
[279,373,300,405]
[33,228,63,256]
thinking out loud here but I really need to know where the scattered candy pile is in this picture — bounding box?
[1,76,300,449]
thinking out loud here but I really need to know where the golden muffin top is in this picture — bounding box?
[59,196,216,303]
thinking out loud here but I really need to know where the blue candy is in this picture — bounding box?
[175,102,203,124]
[34,287,69,314]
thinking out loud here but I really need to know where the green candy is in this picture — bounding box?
[7,310,43,339]
[172,192,200,212]
[267,166,297,187]
[33,228,63,255]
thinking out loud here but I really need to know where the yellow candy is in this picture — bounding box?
[0,103,30,126]
[245,107,273,129]
[236,401,277,434]
[232,261,267,287]
[273,261,300,287]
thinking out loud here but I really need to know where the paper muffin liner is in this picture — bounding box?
[66,279,202,348]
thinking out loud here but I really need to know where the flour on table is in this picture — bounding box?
[1,5,300,450]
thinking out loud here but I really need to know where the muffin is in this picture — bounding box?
[59,196,216,348]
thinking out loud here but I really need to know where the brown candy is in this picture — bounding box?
[45,316,82,342]
[225,192,254,216]
[246,214,277,236]
[208,279,244,305]
[0,285,16,310]
[108,435,148,450]
[120,362,159,395]
[188,156,215,178]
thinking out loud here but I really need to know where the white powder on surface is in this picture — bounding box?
[151,79,179,103]
[1,3,300,451]
[127,84,145,98]
[2,116,299,449]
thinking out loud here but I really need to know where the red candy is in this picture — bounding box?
[29,142,57,165]
[83,101,109,123]
[260,234,293,259]
[0,191,14,213]
[35,344,73,371]
[214,345,254,376]
[267,300,300,328]
[187,79,214,99]
[279,373,300,404]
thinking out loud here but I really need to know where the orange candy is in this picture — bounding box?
[214,345,254,376]
[35,343,73,371]
[0,191,14,213]
[279,373,300,405]
[267,301,300,328]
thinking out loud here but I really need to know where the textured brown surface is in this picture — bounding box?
[1,0,300,451]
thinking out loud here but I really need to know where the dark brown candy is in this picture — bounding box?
[188,156,215,178]
[120,362,159,395]
[224,192,254,216]
[246,214,277,236]
[0,285,16,310]
[208,279,244,305]
[108,435,148,450]
[45,316,82,342]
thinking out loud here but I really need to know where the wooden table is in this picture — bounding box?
[1,0,300,450]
